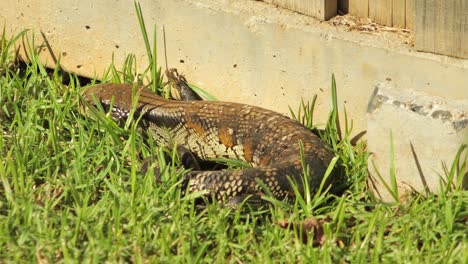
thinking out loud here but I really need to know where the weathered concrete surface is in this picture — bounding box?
[367,83,468,202]
[1,0,467,137]
[263,0,337,20]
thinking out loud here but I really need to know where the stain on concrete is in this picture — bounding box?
[392,100,406,108]
[431,110,452,121]
[409,104,430,115]
[452,119,468,132]
[367,87,388,113]
[369,84,468,132]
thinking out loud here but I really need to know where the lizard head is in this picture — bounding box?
[81,83,142,122]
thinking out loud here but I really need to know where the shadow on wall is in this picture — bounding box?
[338,0,349,14]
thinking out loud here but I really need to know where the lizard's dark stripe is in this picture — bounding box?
[83,83,336,204]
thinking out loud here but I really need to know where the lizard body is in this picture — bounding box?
[83,75,336,204]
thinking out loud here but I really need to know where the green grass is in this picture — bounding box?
[1,22,467,263]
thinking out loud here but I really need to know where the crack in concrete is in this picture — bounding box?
[368,86,468,132]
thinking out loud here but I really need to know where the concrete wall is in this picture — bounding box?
[368,83,467,201]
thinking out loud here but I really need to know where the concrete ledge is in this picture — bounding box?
[263,0,337,20]
[1,0,467,136]
[367,83,468,201]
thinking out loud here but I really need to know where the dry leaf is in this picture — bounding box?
[277,217,327,246]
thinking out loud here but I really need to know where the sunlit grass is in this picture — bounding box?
[0,11,466,263]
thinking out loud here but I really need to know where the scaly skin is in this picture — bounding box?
[83,79,336,204]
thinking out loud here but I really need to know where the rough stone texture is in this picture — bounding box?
[367,83,468,202]
[1,0,467,137]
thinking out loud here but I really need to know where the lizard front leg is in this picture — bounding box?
[165,68,203,101]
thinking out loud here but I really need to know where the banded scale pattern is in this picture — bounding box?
[83,83,336,204]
